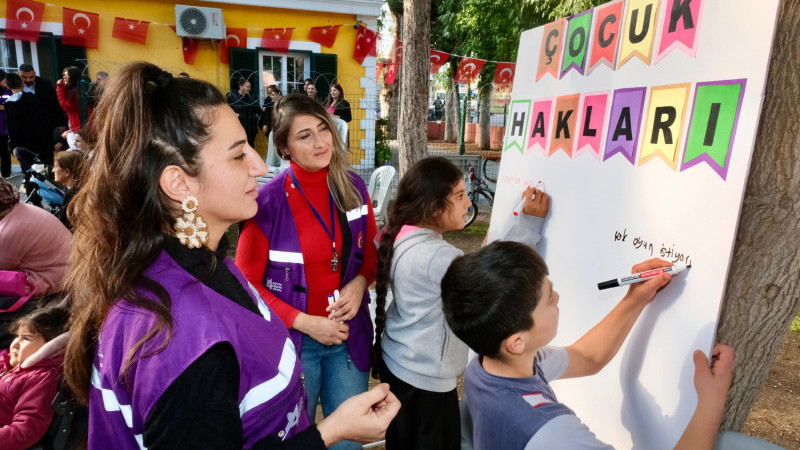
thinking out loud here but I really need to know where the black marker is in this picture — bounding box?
[598,264,691,290]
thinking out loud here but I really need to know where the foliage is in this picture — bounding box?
[792,311,800,333]
[387,0,403,16]
[525,0,607,22]
[375,117,393,164]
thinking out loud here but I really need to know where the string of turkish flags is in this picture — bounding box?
[382,37,516,88]
[5,0,516,82]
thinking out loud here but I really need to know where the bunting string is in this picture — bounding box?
[4,0,516,86]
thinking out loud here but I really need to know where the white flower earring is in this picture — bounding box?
[174,196,208,249]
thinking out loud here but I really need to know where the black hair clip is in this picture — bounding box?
[156,70,173,89]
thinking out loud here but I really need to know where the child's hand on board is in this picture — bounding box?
[522,186,549,218]
[693,343,734,405]
[625,258,673,305]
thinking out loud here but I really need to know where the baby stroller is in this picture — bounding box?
[1,272,88,450]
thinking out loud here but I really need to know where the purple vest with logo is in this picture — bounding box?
[252,169,373,371]
[88,251,309,449]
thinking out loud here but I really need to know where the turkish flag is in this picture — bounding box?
[5,0,45,42]
[62,8,99,49]
[261,28,293,54]
[308,25,340,48]
[430,50,450,75]
[455,57,486,84]
[112,17,150,45]
[494,62,516,87]
[390,40,403,65]
[352,26,377,65]
[182,37,200,65]
[220,27,247,65]
[376,61,384,80]
[384,64,399,84]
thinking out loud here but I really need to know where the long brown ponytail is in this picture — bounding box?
[371,157,464,378]
[63,62,226,403]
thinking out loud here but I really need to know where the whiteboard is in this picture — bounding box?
[487,1,781,448]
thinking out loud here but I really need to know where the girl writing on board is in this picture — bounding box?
[370,157,549,449]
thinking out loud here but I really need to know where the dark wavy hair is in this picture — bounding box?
[370,157,464,378]
[63,62,226,403]
[12,306,70,342]
[442,241,549,358]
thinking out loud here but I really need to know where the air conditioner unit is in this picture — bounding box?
[175,5,225,40]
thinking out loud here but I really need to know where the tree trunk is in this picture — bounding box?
[717,0,800,430]
[444,74,460,143]
[478,85,491,149]
[387,11,403,139]
[398,0,431,176]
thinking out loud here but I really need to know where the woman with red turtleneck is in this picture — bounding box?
[236,94,377,450]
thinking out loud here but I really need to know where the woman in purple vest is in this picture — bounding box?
[236,94,378,450]
[62,62,398,450]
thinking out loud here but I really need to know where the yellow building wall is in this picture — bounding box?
[3,0,374,164]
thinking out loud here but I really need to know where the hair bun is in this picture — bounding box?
[156,70,173,88]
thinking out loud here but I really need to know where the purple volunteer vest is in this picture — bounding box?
[465,356,575,449]
[252,169,373,371]
[88,251,309,449]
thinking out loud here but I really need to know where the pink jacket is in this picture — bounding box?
[0,339,64,450]
[0,203,72,295]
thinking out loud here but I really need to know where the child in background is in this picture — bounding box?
[371,157,549,450]
[0,306,70,450]
[441,241,735,450]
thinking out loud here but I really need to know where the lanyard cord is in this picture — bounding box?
[289,168,338,259]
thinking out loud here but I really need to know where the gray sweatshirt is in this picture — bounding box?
[382,214,544,392]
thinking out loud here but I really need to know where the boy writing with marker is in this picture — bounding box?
[441,241,734,449]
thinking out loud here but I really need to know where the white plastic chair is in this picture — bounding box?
[368,165,396,226]
[332,116,349,144]
[257,132,290,186]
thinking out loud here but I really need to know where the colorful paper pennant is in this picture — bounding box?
[549,94,581,157]
[504,100,531,154]
[681,79,746,180]
[576,92,610,159]
[655,0,703,62]
[536,19,566,81]
[639,83,691,169]
[604,87,647,164]
[561,10,593,78]
[618,0,661,68]
[588,0,623,74]
[526,99,554,154]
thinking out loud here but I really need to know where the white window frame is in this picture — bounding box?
[0,33,39,73]
[258,51,310,100]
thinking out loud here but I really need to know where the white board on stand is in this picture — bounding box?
[488,1,781,448]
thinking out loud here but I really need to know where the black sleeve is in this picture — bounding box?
[144,343,328,450]
[337,101,352,123]
[6,104,20,151]
[144,343,243,450]
[253,426,328,450]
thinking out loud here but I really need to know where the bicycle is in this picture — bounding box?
[464,163,494,227]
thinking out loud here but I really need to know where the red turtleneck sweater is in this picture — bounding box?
[236,162,378,328]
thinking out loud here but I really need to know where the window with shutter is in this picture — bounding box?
[54,37,87,76]
[229,47,258,94]
[310,53,337,103]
